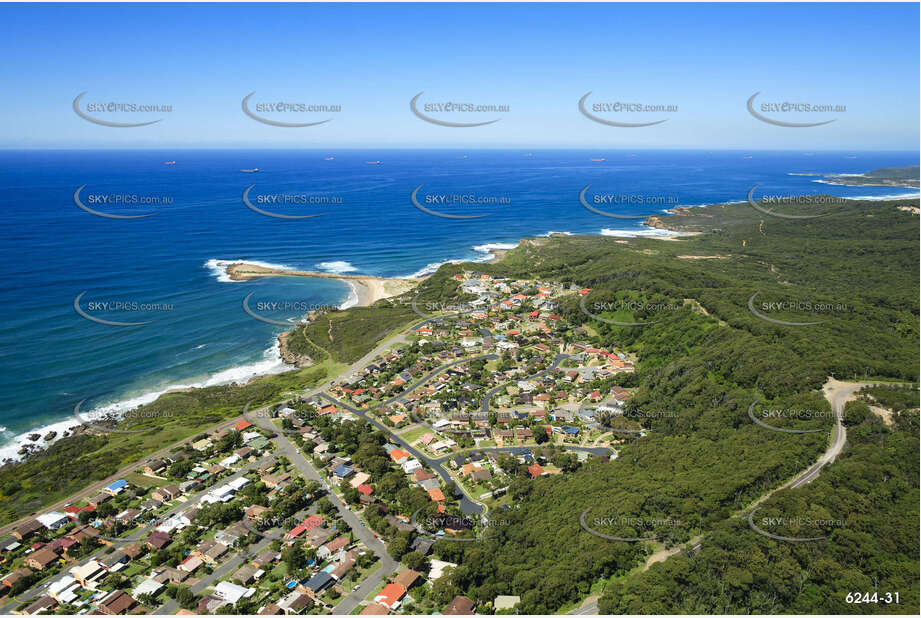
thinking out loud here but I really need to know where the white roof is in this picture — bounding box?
[278,591,306,611]
[433,419,451,430]
[52,583,80,604]
[48,575,76,596]
[228,476,251,491]
[242,431,261,442]
[71,560,106,580]
[178,555,203,572]
[214,580,254,604]
[429,559,458,580]
[36,512,69,528]
[133,578,164,597]
[219,454,240,467]
[401,459,422,473]
[156,516,186,533]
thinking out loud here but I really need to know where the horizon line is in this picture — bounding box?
[2,146,919,153]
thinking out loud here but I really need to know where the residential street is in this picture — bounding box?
[248,410,399,613]
[1,456,275,614]
[157,536,272,614]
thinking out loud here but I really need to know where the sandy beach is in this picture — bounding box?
[223,262,421,307]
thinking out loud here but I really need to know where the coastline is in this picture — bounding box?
[0,230,693,463]
[814,175,919,190]
[487,248,511,263]
[7,183,913,463]
[2,258,432,463]
[639,207,706,239]
[1,264,421,463]
[0,338,290,465]
[223,262,422,307]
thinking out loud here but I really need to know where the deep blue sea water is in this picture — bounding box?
[0,149,917,459]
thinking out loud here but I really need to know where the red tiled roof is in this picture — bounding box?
[388,449,410,462]
[376,583,407,608]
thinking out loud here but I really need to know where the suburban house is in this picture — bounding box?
[444,595,476,614]
[374,583,407,610]
[71,560,107,589]
[25,547,59,571]
[11,518,43,540]
[97,589,138,615]
[36,512,70,530]
[152,484,182,503]
[146,531,172,550]
[104,480,129,496]
[144,460,168,476]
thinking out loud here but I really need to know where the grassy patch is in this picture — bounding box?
[0,365,327,526]
[399,426,430,444]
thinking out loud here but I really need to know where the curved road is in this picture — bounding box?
[320,391,485,516]
[568,379,872,615]
[480,352,570,414]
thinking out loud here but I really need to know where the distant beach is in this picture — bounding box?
[3,149,917,464]
[221,262,421,307]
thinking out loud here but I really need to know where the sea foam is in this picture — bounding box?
[316,260,359,274]
[0,340,288,464]
[204,258,294,282]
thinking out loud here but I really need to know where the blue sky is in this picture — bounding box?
[0,2,918,149]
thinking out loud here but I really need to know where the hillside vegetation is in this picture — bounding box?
[424,197,919,613]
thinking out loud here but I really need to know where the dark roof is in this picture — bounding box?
[13,518,43,537]
[99,590,137,614]
[333,464,354,478]
[146,531,172,549]
[99,551,128,568]
[410,536,435,555]
[303,571,335,592]
[28,547,59,568]
[258,603,283,615]
[24,595,57,614]
[445,595,475,614]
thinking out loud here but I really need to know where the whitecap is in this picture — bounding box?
[0,340,288,464]
[204,258,294,282]
[315,260,359,274]
[600,228,682,237]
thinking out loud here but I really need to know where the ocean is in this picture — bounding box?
[0,149,917,460]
